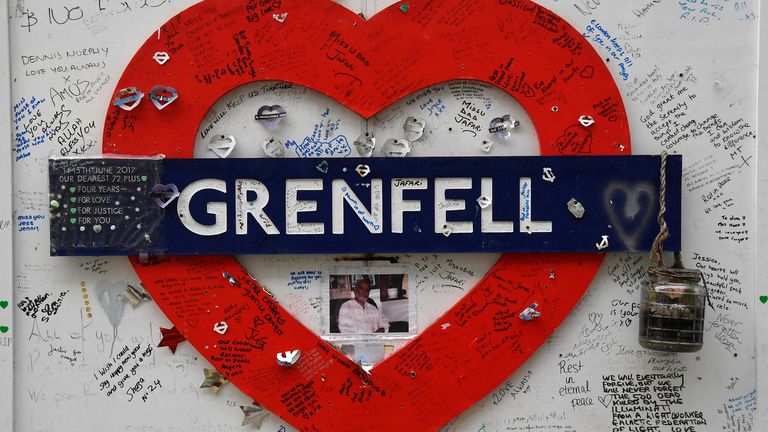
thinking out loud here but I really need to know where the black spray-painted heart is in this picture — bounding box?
[603,181,655,250]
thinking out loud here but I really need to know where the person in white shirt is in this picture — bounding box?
[337,279,385,333]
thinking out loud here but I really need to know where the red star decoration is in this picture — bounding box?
[157,326,186,353]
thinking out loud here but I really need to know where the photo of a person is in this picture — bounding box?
[326,271,412,335]
[337,279,385,333]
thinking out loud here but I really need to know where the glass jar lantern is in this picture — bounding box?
[638,266,706,352]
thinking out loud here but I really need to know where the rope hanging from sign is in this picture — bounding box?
[650,151,669,267]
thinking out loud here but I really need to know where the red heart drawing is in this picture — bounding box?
[103,1,631,430]
[555,124,593,155]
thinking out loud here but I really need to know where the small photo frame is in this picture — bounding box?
[322,267,416,337]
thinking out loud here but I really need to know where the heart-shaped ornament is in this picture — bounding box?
[355,164,371,177]
[150,183,180,208]
[578,115,595,127]
[353,132,375,157]
[255,105,287,129]
[148,85,179,110]
[261,136,285,158]
[207,134,237,158]
[112,87,144,111]
[403,116,426,141]
[382,138,411,157]
[153,51,170,65]
[104,1,631,430]
[488,114,519,140]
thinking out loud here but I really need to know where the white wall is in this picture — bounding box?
[6,0,761,431]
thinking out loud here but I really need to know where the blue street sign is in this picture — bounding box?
[49,155,682,256]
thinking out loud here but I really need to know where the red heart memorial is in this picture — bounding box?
[102,1,631,430]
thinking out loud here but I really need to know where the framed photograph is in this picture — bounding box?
[322,267,417,337]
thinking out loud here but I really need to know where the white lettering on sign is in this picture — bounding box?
[177,179,227,235]
[332,179,383,234]
[286,179,324,235]
[481,177,515,233]
[434,178,473,234]
[176,177,552,236]
[391,178,427,233]
[236,179,279,235]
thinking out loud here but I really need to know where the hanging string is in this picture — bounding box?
[650,151,669,266]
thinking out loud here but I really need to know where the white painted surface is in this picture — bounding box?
[6,0,762,431]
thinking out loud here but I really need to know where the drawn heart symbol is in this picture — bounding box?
[255,105,287,129]
[760,296,767,304]
[0,301,8,309]
[598,394,613,408]
[555,124,592,155]
[150,183,180,208]
[604,182,655,250]
[103,1,630,430]
[580,65,595,79]
[0,326,8,334]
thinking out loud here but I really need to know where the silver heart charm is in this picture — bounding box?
[354,132,376,157]
[207,134,236,158]
[579,115,595,127]
[403,117,426,141]
[213,321,228,335]
[542,167,556,183]
[476,196,491,208]
[442,224,454,237]
[355,164,371,177]
[255,105,287,129]
[567,198,585,219]
[276,350,301,366]
[273,12,288,23]
[519,303,541,321]
[262,136,284,158]
[316,160,329,173]
[112,87,144,111]
[153,52,170,65]
[150,183,180,208]
[488,114,519,140]
[148,85,178,110]
[595,235,610,250]
[383,139,411,157]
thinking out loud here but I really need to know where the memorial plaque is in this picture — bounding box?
[48,157,166,256]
